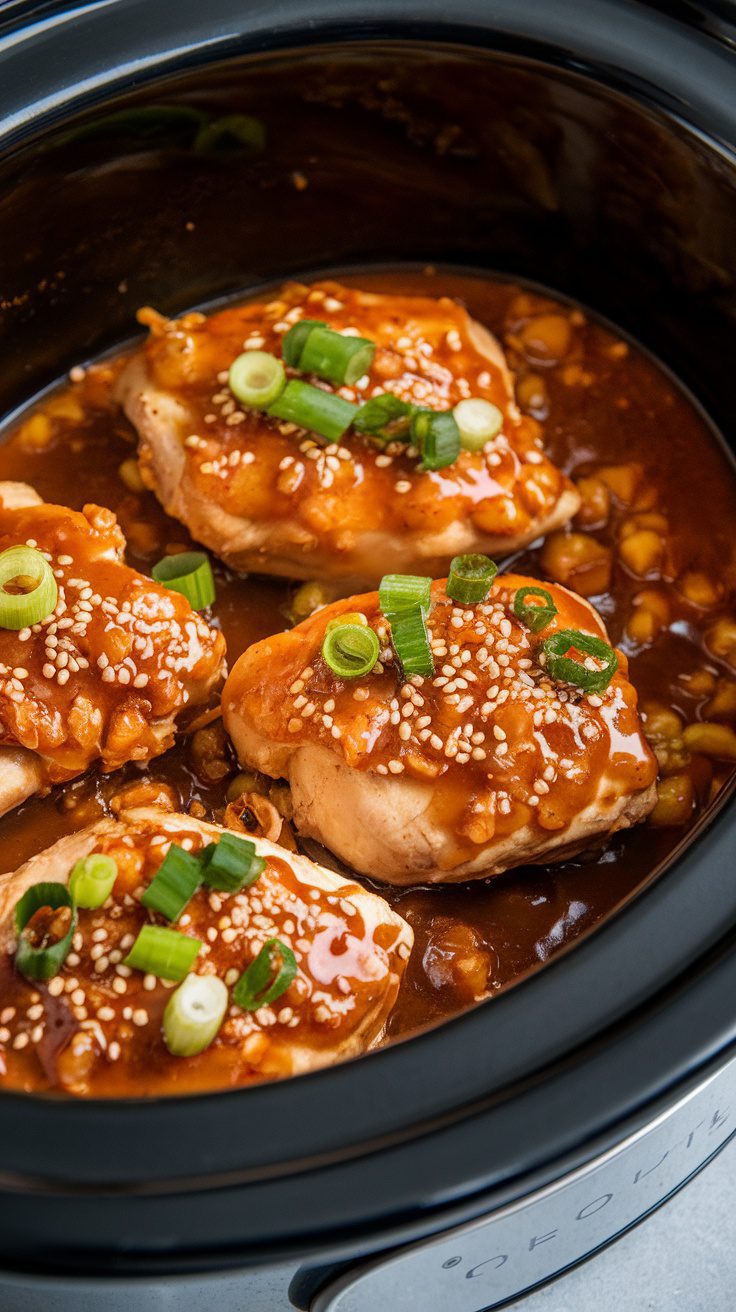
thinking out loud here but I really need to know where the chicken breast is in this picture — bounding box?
[223,574,658,885]
[0,806,412,1095]
[116,281,580,588]
[0,482,225,817]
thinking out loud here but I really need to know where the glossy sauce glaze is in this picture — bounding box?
[0,269,735,1054]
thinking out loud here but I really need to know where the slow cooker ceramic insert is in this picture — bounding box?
[0,3,734,1310]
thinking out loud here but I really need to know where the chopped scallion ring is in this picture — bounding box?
[411,409,461,470]
[542,628,618,693]
[378,573,432,616]
[163,973,229,1057]
[322,622,379,679]
[0,545,58,630]
[200,833,265,893]
[513,586,558,633]
[388,607,435,679]
[228,350,286,409]
[325,610,368,632]
[268,379,357,442]
[124,924,202,981]
[296,324,376,387]
[141,844,203,922]
[69,854,118,909]
[353,394,414,442]
[14,882,77,982]
[446,554,498,605]
[453,397,503,451]
[152,551,216,609]
[233,937,297,1011]
[282,319,326,368]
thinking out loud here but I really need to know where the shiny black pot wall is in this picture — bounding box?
[0,0,735,1285]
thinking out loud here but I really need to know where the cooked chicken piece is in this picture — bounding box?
[116,281,579,588]
[223,574,658,885]
[0,806,412,1095]
[0,483,225,817]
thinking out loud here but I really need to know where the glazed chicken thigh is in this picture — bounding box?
[0,482,225,816]
[223,572,658,885]
[0,807,412,1095]
[117,281,579,587]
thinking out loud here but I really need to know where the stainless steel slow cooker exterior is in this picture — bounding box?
[0,3,735,1309]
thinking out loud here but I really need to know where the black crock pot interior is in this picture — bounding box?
[0,4,735,1274]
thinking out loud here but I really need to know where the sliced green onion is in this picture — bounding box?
[124,925,201,981]
[152,551,215,609]
[233,938,297,1011]
[0,545,58,630]
[14,883,77,982]
[446,554,498,605]
[542,628,619,693]
[411,410,461,471]
[297,325,376,387]
[353,393,414,442]
[379,574,432,617]
[69,854,118,909]
[282,319,326,368]
[200,832,266,893]
[268,379,357,442]
[163,973,229,1057]
[194,113,265,155]
[228,350,285,408]
[322,622,379,678]
[389,608,435,679]
[141,844,203,921]
[513,586,558,633]
[453,397,503,451]
[325,610,367,632]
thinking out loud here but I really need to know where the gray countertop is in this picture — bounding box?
[507,1139,736,1311]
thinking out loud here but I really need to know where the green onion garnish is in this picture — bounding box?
[388,607,435,678]
[325,610,368,631]
[282,319,327,368]
[194,113,265,155]
[322,622,379,679]
[152,551,216,609]
[378,574,432,616]
[200,832,266,893]
[296,324,376,387]
[542,628,618,693]
[268,379,357,442]
[228,350,286,409]
[353,394,414,442]
[69,854,118,909]
[162,973,229,1057]
[141,844,203,922]
[513,586,558,633]
[0,545,58,630]
[446,554,498,605]
[453,397,503,451]
[411,410,461,471]
[14,883,77,982]
[124,925,202,981]
[233,937,297,1011]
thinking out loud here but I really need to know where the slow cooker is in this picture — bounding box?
[0,2,735,1309]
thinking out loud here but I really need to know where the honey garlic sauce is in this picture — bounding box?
[0,268,734,1052]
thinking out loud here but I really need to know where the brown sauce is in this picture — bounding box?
[1,268,735,1059]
